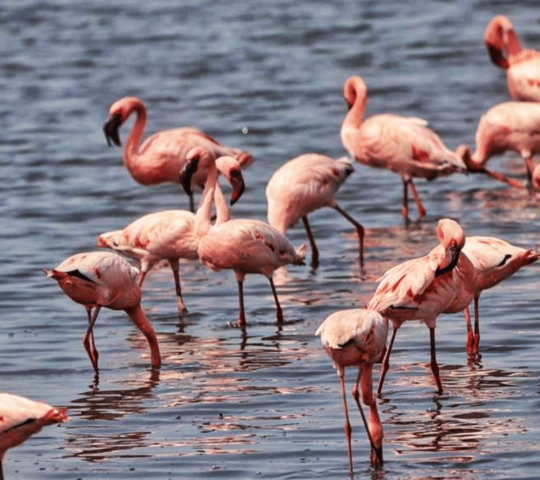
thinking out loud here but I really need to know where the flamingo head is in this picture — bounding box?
[180,146,215,196]
[215,156,246,206]
[103,96,146,147]
[103,114,122,146]
[484,15,515,69]
[435,219,465,275]
[343,76,367,111]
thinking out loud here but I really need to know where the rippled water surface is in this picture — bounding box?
[2,1,540,479]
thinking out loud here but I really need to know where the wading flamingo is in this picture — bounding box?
[0,392,68,480]
[44,251,161,373]
[367,219,477,395]
[97,154,246,316]
[340,76,467,221]
[316,309,387,472]
[103,96,253,211]
[266,153,365,269]
[457,101,540,187]
[462,236,539,355]
[180,150,307,327]
[484,15,540,102]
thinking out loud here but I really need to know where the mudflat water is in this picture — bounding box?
[1,1,540,479]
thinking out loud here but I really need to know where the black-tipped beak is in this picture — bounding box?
[180,155,200,196]
[229,171,246,206]
[103,114,123,147]
[486,44,509,69]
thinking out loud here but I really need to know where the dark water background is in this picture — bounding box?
[2,1,540,479]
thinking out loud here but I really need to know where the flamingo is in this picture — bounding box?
[266,153,365,268]
[44,251,161,373]
[103,96,253,211]
[316,309,387,472]
[367,219,477,395]
[457,101,540,187]
[180,150,307,327]
[97,153,246,316]
[462,236,540,355]
[484,15,540,102]
[340,76,467,221]
[0,392,68,480]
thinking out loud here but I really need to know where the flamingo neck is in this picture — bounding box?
[123,103,148,171]
[213,180,230,226]
[504,25,522,58]
[125,304,161,368]
[195,162,220,237]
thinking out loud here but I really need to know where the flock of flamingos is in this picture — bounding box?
[2,14,540,478]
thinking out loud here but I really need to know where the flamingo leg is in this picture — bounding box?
[525,155,535,185]
[473,296,481,353]
[479,167,525,189]
[407,178,426,219]
[168,258,187,316]
[377,323,398,395]
[83,305,102,374]
[429,327,443,395]
[1,459,4,480]
[138,270,148,288]
[268,276,284,323]
[463,305,475,357]
[401,177,410,220]
[301,216,319,269]
[337,366,354,476]
[352,367,380,464]
[333,204,365,267]
[236,279,247,327]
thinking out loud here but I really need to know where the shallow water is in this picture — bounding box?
[1,1,540,479]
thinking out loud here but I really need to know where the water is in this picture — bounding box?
[1,0,540,478]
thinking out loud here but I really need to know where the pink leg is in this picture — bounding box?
[83,305,102,373]
[407,178,426,219]
[334,204,365,267]
[473,296,481,353]
[401,178,410,220]
[302,216,319,269]
[463,305,475,356]
[269,276,284,323]
[377,324,398,395]
[337,367,354,476]
[168,258,188,316]
[236,279,247,327]
[429,327,443,394]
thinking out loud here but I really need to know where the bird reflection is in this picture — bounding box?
[64,370,159,462]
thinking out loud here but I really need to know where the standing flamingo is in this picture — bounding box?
[367,219,477,395]
[340,76,467,221]
[457,101,540,187]
[180,151,307,327]
[97,152,246,316]
[462,236,539,355]
[103,96,253,211]
[0,392,68,480]
[484,15,540,102]
[44,251,161,373]
[266,153,365,268]
[316,309,387,472]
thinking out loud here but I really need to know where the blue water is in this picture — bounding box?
[1,1,540,479]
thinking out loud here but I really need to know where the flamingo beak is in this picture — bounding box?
[486,44,509,69]
[229,171,245,206]
[103,114,123,147]
[180,155,200,196]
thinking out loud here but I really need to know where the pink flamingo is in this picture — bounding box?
[367,219,477,395]
[103,96,253,211]
[457,101,540,187]
[0,392,68,480]
[316,309,387,472]
[180,151,307,327]
[44,251,161,373]
[340,76,467,221]
[266,153,365,268]
[484,15,540,102]
[462,236,540,355]
[97,152,246,316]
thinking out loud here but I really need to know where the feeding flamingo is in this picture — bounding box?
[316,308,387,472]
[103,96,253,211]
[180,150,307,327]
[367,219,477,395]
[44,251,161,373]
[340,76,467,221]
[0,392,68,480]
[266,153,365,268]
[462,236,539,355]
[484,15,540,102]
[97,153,246,316]
[457,101,540,187]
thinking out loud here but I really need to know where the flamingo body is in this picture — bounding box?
[316,309,387,470]
[484,15,540,102]
[462,236,540,353]
[266,153,364,267]
[367,219,477,394]
[103,96,252,210]
[458,101,540,185]
[340,76,466,220]
[0,393,68,479]
[44,251,161,372]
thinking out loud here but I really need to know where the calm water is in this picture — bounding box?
[1,1,540,479]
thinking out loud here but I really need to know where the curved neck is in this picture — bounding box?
[344,80,367,130]
[504,24,522,58]
[195,161,229,236]
[124,103,147,169]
